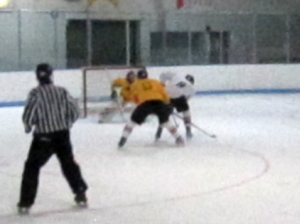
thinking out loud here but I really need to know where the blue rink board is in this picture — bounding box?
[1,88,300,108]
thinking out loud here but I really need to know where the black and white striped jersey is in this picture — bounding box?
[22,84,79,134]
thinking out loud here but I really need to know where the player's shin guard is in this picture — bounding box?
[183,111,193,139]
[161,122,184,146]
[118,121,136,147]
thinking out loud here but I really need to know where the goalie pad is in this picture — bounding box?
[98,102,136,123]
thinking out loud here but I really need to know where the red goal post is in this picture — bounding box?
[81,65,146,118]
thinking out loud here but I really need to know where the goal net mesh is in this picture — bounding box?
[80,65,145,118]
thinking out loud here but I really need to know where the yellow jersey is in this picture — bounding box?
[131,78,170,105]
[111,78,134,102]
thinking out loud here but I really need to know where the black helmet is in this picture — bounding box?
[185,74,194,85]
[36,63,53,84]
[137,69,148,79]
[126,70,136,83]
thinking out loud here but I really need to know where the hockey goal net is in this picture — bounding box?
[80,65,145,118]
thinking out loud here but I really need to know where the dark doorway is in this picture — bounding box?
[92,21,126,65]
[66,20,87,68]
[209,31,230,64]
[66,20,140,68]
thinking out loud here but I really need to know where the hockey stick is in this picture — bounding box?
[171,114,179,127]
[115,97,127,122]
[172,113,217,139]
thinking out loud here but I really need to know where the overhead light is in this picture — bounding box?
[0,0,10,8]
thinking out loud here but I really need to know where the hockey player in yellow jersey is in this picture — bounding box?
[99,71,136,123]
[131,74,169,105]
[118,69,184,148]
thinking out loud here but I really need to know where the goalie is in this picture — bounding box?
[99,71,136,123]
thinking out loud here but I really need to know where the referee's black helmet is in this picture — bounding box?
[36,63,53,84]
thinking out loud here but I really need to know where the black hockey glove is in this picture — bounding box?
[110,90,117,100]
[24,124,32,134]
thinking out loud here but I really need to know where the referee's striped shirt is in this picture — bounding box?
[22,84,79,134]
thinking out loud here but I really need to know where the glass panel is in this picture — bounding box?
[191,32,206,65]
[150,32,164,65]
[130,21,140,65]
[92,21,126,65]
[256,15,286,63]
[165,32,188,65]
[289,15,300,63]
[66,20,87,69]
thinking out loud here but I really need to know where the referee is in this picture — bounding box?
[17,63,88,214]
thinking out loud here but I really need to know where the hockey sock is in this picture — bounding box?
[121,121,136,138]
[182,111,192,133]
[161,122,180,139]
[155,125,163,140]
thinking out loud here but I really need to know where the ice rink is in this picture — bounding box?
[1,94,300,223]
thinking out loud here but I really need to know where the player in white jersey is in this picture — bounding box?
[156,72,195,139]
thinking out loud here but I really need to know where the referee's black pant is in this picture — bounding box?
[18,130,88,207]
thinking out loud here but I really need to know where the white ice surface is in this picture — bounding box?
[1,94,300,223]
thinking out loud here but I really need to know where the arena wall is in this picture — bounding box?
[0,64,299,107]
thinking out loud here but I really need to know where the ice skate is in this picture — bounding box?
[118,137,127,148]
[17,203,31,215]
[75,192,88,207]
[176,136,185,146]
[186,126,193,139]
[186,131,193,139]
[18,207,30,215]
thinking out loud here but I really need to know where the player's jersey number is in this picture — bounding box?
[142,82,152,91]
[176,81,186,88]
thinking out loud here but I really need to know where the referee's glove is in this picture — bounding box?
[24,124,32,134]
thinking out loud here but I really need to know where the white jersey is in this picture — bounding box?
[160,72,195,99]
